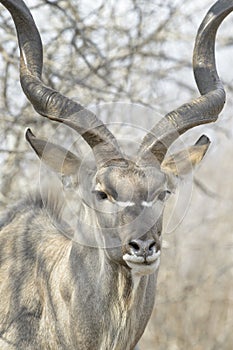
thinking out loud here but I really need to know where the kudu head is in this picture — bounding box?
[3,0,231,275]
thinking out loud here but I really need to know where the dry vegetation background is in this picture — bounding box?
[0,0,233,349]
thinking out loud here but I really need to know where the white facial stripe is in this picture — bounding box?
[115,201,135,207]
[115,200,155,208]
[141,201,154,207]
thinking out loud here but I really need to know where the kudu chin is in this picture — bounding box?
[0,0,232,349]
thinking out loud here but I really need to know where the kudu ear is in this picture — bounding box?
[25,128,81,176]
[161,135,210,176]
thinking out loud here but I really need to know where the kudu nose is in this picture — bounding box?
[127,239,156,259]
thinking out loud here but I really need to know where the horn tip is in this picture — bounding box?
[195,134,210,146]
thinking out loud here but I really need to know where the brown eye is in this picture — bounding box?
[94,191,108,201]
[158,190,171,201]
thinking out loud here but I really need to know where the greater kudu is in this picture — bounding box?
[0,0,232,349]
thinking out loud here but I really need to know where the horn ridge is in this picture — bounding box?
[139,0,233,164]
[0,0,123,168]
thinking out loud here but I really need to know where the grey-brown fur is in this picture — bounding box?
[0,193,156,349]
[0,0,233,349]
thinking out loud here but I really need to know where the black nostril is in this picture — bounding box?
[128,241,140,251]
[149,241,156,251]
[127,239,157,258]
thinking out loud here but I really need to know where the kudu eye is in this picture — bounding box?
[94,190,108,201]
[158,190,171,202]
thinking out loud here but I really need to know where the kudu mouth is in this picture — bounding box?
[123,251,161,276]
[123,239,161,275]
